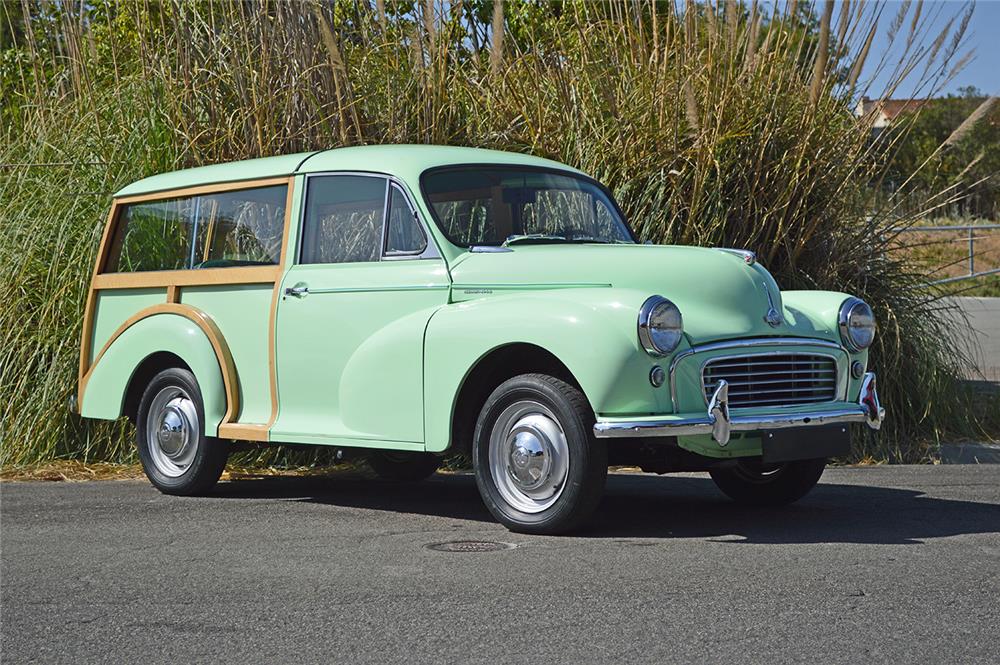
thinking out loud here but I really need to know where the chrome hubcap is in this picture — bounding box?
[145,387,199,477]
[488,400,569,513]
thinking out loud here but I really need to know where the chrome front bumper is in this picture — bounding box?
[593,372,885,446]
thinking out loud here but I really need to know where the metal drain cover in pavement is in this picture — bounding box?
[426,540,516,553]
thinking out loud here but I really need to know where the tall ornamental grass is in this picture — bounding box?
[1,1,995,467]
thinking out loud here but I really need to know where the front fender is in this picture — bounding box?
[423,288,668,452]
[781,290,852,339]
[79,313,228,435]
[782,290,870,399]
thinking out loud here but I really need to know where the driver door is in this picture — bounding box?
[271,174,450,447]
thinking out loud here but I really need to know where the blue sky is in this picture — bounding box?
[862,1,999,98]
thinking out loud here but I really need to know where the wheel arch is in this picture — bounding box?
[448,343,582,456]
[122,351,192,424]
[78,306,235,436]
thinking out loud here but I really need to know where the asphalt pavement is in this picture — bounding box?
[2,466,999,664]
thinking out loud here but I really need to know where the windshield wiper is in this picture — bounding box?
[564,235,613,244]
[502,233,570,246]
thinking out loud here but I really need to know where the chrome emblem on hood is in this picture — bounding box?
[715,248,756,265]
[762,284,783,327]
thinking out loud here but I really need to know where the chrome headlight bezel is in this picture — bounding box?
[838,297,876,352]
[638,296,684,356]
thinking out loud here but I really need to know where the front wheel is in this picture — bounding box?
[472,374,607,535]
[136,368,229,496]
[709,457,827,506]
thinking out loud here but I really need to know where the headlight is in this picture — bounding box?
[638,296,683,356]
[839,297,876,351]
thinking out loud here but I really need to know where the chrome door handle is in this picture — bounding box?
[284,284,309,298]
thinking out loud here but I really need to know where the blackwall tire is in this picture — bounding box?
[472,374,606,535]
[135,368,228,496]
[709,457,827,506]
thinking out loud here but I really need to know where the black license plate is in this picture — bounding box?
[761,424,851,464]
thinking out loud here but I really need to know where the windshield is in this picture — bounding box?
[421,166,635,247]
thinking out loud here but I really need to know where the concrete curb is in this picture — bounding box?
[939,441,1000,464]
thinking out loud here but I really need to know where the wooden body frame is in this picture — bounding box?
[78,176,295,441]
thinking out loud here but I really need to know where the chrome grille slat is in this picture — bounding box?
[729,386,830,398]
[703,377,836,388]
[702,353,838,407]
[706,360,832,368]
[704,368,835,377]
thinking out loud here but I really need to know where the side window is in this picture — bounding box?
[104,184,288,273]
[193,185,287,268]
[104,197,197,272]
[301,176,387,264]
[385,185,427,256]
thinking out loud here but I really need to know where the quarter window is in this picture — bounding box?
[300,176,387,264]
[385,184,427,255]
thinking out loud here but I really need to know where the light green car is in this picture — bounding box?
[77,145,884,534]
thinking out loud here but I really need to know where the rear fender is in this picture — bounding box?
[79,311,229,435]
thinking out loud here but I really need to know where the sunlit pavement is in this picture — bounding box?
[2,466,999,663]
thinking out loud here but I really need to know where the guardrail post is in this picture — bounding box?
[969,225,975,276]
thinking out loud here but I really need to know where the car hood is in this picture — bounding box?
[448,244,831,345]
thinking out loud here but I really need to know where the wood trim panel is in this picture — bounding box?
[264,178,296,429]
[92,266,279,290]
[79,303,240,426]
[114,176,293,205]
[218,423,270,441]
[78,202,122,406]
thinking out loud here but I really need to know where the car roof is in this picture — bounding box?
[113,145,585,198]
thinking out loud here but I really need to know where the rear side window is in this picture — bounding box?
[193,187,287,268]
[104,184,287,273]
[300,175,387,264]
[104,197,197,272]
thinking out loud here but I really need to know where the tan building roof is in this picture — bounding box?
[854,96,928,128]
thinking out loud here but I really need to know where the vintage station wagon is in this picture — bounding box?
[77,145,884,534]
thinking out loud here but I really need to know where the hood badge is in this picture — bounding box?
[715,248,756,265]
[762,284,783,327]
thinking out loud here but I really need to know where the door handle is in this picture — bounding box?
[284,284,309,298]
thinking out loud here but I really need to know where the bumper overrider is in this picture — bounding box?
[593,372,885,446]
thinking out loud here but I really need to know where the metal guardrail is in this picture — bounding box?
[897,224,1000,285]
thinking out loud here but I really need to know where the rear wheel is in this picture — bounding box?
[709,457,826,506]
[367,450,441,482]
[136,368,228,495]
[472,374,606,535]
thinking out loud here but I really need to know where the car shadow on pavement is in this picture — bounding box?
[211,471,1000,545]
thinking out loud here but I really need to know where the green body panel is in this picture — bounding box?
[90,288,165,364]
[272,259,450,447]
[80,313,227,433]
[180,285,274,424]
[678,434,764,459]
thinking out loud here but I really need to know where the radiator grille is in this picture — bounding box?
[702,354,838,407]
